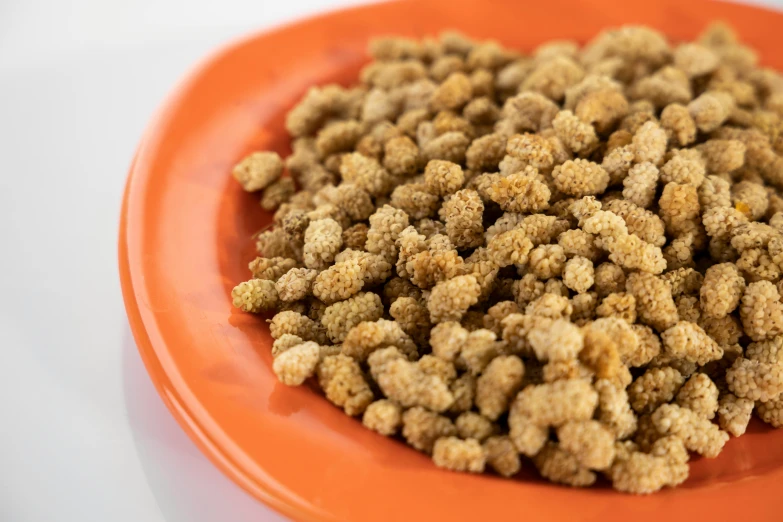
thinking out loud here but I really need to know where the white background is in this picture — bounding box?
[0,1,781,521]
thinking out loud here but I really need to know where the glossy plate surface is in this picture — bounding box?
[119,1,783,520]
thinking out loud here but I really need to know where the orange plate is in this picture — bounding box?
[119,0,783,520]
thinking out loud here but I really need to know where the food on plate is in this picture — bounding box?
[231,22,783,493]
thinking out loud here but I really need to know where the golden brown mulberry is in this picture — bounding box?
[465,132,506,172]
[485,170,552,213]
[372,355,453,412]
[390,183,440,220]
[455,412,497,441]
[628,66,692,109]
[439,30,476,55]
[284,86,355,137]
[717,393,754,436]
[233,151,283,192]
[626,272,678,332]
[458,329,502,375]
[594,262,626,298]
[552,110,598,157]
[315,120,364,157]
[433,110,475,139]
[601,144,636,185]
[362,399,403,436]
[609,437,689,494]
[632,121,668,166]
[430,55,465,82]
[622,325,660,368]
[698,139,746,174]
[726,357,783,401]
[427,275,482,323]
[629,367,685,414]
[552,159,609,197]
[440,189,484,248]
[321,291,384,343]
[674,43,719,77]
[310,261,362,304]
[571,292,598,324]
[272,341,321,386]
[622,162,659,209]
[230,27,783,491]
[698,315,742,348]
[731,222,776,252]
[498,92,560,134]
[740,280,783,341]
[319,183,375,221]
[366,204,410,262]
[248,256,298,282]
[271,334,305,358]
[660,150,705,187]
[557,229,601,261]
[269,311,327,344]
[700,263,745,318]
[430,72,473,112]
[301,219,342,270]
[688,91,734,133]
[557,420,615,470]
[511,274,545,308]
[390,296,431,346]
[317,354,374,416]
[737,247,781,283]
[595,379,637,439]
[651,403,729,458]
[563,74,620,110]
[528,319,583,363]
[418,354,458,385]
[513,379,598,428]
[432,437,486,473]
[596,292,636,323]
[675,373,719,419]
[476,355,525,420]
[383,135,421,177]
[361,88,403,124]
[604,199,666,247]
[662,267,703,299]
[526,293,574,321]
[675,295,701,323]
[275,267,317,303]
[522,56,585,102]
[402,406,457,453]
[660,103,697,146]
[576,88,629,134]
[340,152,396,197]
[231,279,279,313]
[483,301,521,336]
[757,396,783,428]
[343,319,418,362]
[661,321,724,365]
[658,183,701,238]
[562,256,594,294]
[260,177,296,211]
[483,436,521,477]
[423,159,464,196]
[533,442,596,487]
[397,108,431,137]
[528,244,567,279]
[732,180,769,221]
[463,96,500,125]
[746,336,783,365]
[505,132,555,170]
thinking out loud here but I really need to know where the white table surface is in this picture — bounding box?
[1,1,781,521]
